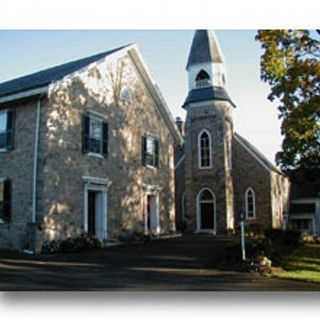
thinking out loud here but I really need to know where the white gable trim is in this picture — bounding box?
[127,46,183,146]
[234,134,273,174]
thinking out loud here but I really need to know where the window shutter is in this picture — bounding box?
[141,135,146,166]
[6,109,15,150]
[82,114,90,153]
[3,179,12,223]
[154,139,159,167]
[102,121,108,156]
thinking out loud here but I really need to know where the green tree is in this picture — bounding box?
[256,30,320,171]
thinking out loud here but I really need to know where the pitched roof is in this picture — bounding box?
[186,30,224,69]
[0,44,130,98]
[234,133,283,175]
[182,86,235,108]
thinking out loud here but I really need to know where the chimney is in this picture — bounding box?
[175,117,184,136]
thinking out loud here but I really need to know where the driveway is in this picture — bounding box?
[0,234,320,291]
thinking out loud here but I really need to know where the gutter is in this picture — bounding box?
[32,96,42,224]
[0,86,48,104]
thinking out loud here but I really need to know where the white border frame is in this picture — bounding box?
[196,188,216,234]
[198,129,212,169]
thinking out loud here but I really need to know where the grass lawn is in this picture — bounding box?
[272,243,320,283]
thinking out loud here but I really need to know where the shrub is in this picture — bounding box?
[247,223,264,236]
[118,229,145,242]
[265,229,301,247]
[41,233,102,254]
[42,240,60,254]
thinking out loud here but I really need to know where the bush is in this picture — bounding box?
[265,229,301,247]
[118,229,147,242]
[247,223,264,236]
[41,233,102,254]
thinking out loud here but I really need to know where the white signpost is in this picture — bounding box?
[240,220,246,261]
[240,211,246,261]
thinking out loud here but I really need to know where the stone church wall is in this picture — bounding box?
[232,136,273,229]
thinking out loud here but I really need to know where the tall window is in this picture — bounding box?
[0,110,15,151]
[195,70,211,88]
[82,113,108,157]
[0,179,11,224]
[142,135,159,168]
[198,129,212,169]
[245,188,256,219]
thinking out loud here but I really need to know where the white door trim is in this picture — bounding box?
[83,177,111,240]
[196,188,216,234]
[144,188,160,236]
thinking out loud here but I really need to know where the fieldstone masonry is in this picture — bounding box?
[174,30,290,234]
[183,101,234,233]
[0,48,178,250]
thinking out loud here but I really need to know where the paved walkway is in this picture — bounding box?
[0,234,320,291]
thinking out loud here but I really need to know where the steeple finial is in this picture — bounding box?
[186,30,224,70]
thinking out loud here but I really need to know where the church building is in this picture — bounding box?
[175,30,290,234]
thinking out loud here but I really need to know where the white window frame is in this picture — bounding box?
[198,129,212,169]
[88,114,104,157]
[145,134,159,169]
[0,110,8,152]
[245,187,256,220]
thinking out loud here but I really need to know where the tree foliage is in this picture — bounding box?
[256,30,320,171]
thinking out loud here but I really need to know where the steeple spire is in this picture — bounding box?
[186,30,224,70]
[183,30,235,109]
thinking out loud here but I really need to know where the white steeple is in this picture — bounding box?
[186,30,227,92]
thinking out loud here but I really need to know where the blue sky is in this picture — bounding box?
[0,30,281,164]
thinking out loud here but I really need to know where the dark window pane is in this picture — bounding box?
[200,190,213,201]
[0,132,7,149]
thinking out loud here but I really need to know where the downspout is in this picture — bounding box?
[32,96,41,224]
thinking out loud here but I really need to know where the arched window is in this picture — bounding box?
[197,188,216,231]
[245,188,256,219]
[195,70,210,88]
[198,129,212,169]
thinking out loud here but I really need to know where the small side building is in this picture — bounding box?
[287,169,320,236]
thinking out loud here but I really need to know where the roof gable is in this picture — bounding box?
[0,42,182,145]
[0,44,130,98]
[234,133,283,175]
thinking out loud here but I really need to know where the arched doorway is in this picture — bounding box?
[197,188,216,232]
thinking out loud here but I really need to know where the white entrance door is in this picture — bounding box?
[95,191,107,241]
[146,194,160,235]
[86,188,107,241]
